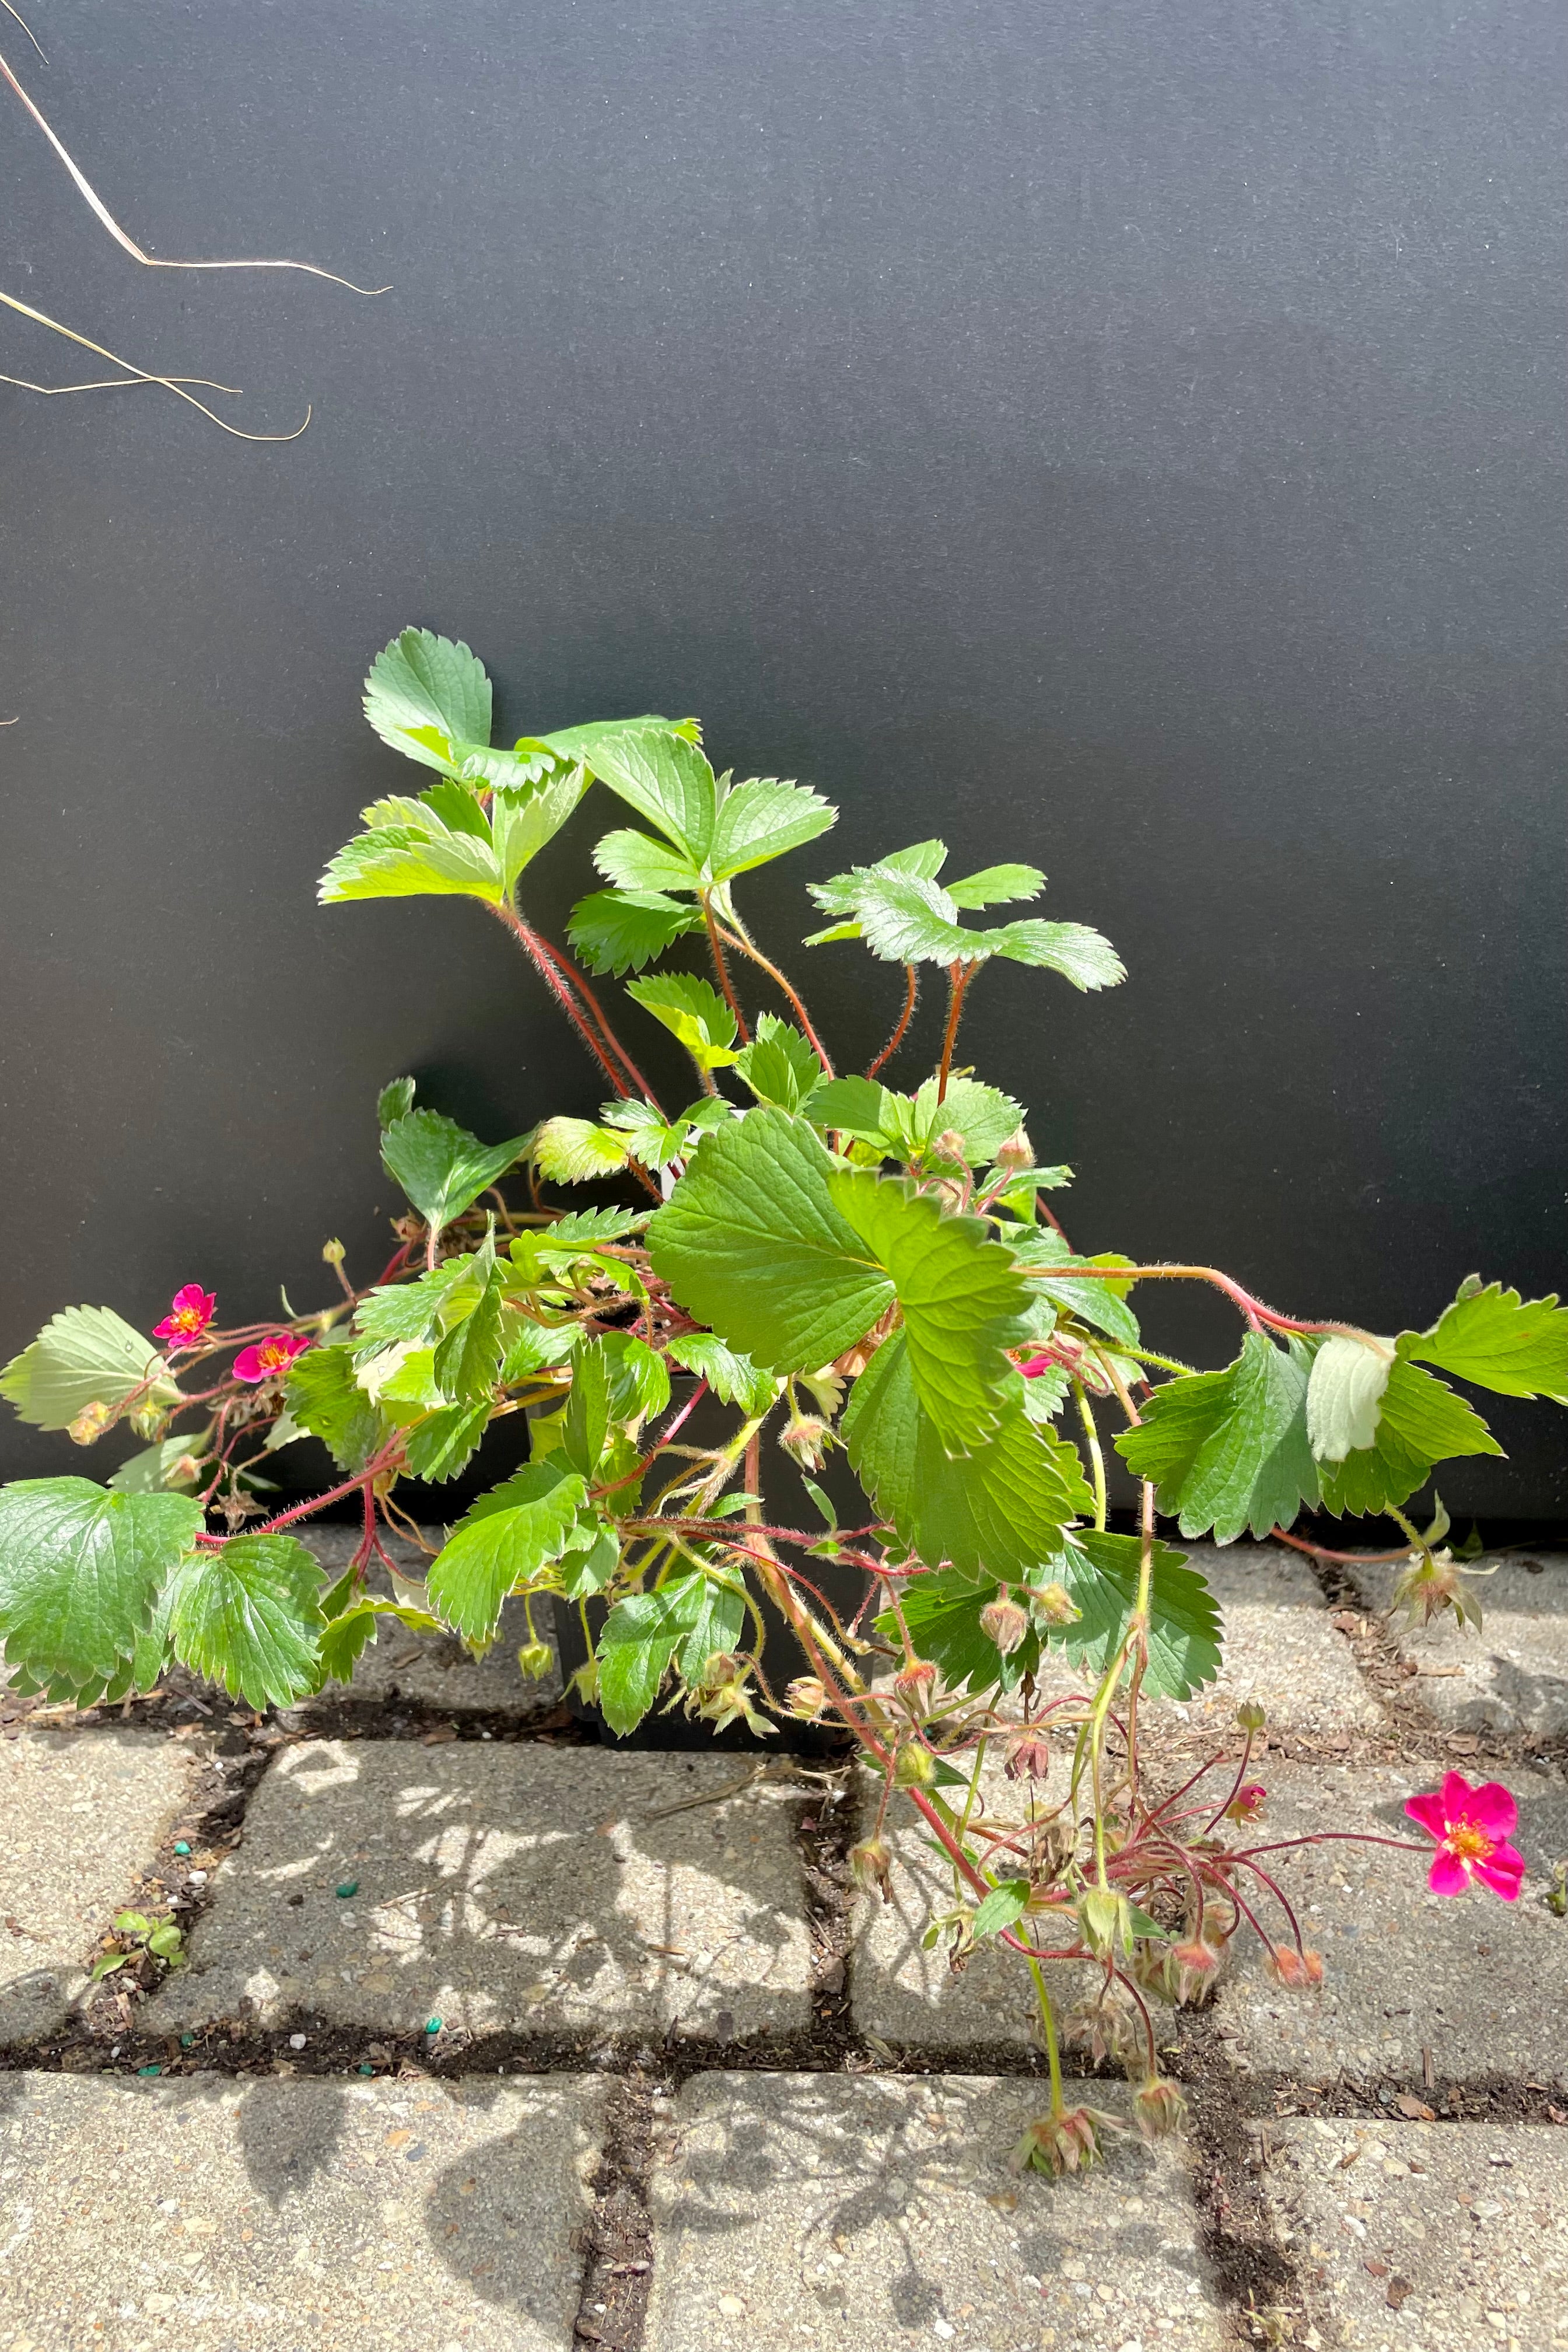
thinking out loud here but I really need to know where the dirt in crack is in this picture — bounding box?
[572,2074,658,2351]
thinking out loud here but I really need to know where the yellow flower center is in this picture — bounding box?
[1446,1822,1494,1865]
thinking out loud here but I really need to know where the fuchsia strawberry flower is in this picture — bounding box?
[1404,1772,1526,1901]
[152,1284,216,1348]
[232,1332,310,1384]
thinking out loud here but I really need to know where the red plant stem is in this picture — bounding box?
[1026,1258,1389,1346]
[935,961,971,1103]
[1272,1526,1416,1566]
[700,894,750,1045]
[590,1381,710,1501]
[865,963,918,1080]
[527,925,667,1108]
[486,902,660,1108]
[1228,1850,1308,1955]
[715,924,835,1075]
[225,1444,405,1541]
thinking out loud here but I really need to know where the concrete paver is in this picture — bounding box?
[302,1528,562,1713]
[1209,1762,1568,2087]
[0,1729,201,2045]
[0,2070,600,2350]
[1347,1551,1568,1741]
[646,2071,1226,2351]
[1259,2115,1568,2351]
[1184,1542,1382,1735]
[151,1741,813,2040]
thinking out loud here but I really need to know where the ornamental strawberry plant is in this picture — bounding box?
[4,628,1564,2161]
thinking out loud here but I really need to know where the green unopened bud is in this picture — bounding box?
[694,1650,741,1694]
[1030,1581,1080,1626]
[516,1640,554,1681]
[893,1656,937,1712]
[995,1126,1034,1173]
[321,1238,346,1266]
[67,1401,114,1447]
[1077,1886,1133,1962]
[894,1741,937,1789]
[785,1676,828,1720]
[778,1414,829,1471]
[1236,1700,1267,1734]
[932,1128,970,1167]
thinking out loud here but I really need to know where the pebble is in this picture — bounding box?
[287,2033,307,2050]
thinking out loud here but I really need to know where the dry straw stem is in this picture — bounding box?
[0,288,310,440]
[0,45,388,295]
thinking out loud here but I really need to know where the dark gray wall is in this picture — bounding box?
[2,0,1564,1513]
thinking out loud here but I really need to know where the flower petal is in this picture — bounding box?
[1461,1780,1518,1842]
[1475,1845,1527,1902]
[1426,1849,1471,1897]
[1403,1790,1449,1840]
[1439,1770,1479,1821]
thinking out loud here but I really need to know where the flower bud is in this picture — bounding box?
[67,1400,114,1446]
[516,1640,554,1681]
[893,1657,937,1711]
[932,1128,971,1166]
[980,1590,1029,1656]
[995,1126,1034,1172]
[849,1835,892,1898]
[169,1454,203,1488]
[1029,1581,1080,1627]
[1134,2076,1189,2141]
[693,1650,742,1694]
[778,1414,828,1471]
[1012,2104,1120,2178]
[1002,1726,1053,1783]
[321,1238,346,1266]
[1077,1887,1133,1961]
[1236,1700,1267,1734]
[785,1676,828,1720]
[894,1741,937,1788]
[1224,1782,1267,1824]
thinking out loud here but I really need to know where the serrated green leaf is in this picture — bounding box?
[734,1014,824,1112]
[972,1878,1031,1939]
[352,1257,478,1365]
[664,1333,780,1415]
[564,1338,613,1479]
[0,1306,175,1433]
[401,1398,492,1483]
[826,1171,1030,1455]
[427,1463,587,1643]
[945,863,1044,910]
[625,972,741,1070]
[431,1259,505,1402]
[676,1577,747,1679]
[317,811,504,905]
[377,1076,416,1128]
[804,1074,895,1141]
[1314,1354,1500,1517]
[577,730,719,862]
[842,1335,1092,1578]
[1306,1335,1395,1462]
[169,1532,324,1708]
[0,1479,202,1689]
[531,1118,632,1183]
[707,778,835,880]
[648,1108,892,1375]
[596,1573,708,1734]
[804,860,1124,989]
[284,1346,384,1473]
[979,921,1126,989]
[489,764,591,890]
[382,1111,533,1233]
[1056,1532,1222,1700]
[1398,1282,1568,1403]
[318,1605,379,1685]
[592,828,702,894]
[363,629,493,772]
[537,1207,650,1250]
[1115,1332,1319,1543]
[567,888,706,975]
[1009,1230,1141,1349]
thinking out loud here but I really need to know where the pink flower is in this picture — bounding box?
[232,1332,310,1384]
[1226,1782,1267,1824]
[153,1284,216,1347]
[1017,1351,1054,1379]
[1404,1772,1525,1901]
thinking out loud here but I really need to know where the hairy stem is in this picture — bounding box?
[1074,1380,1107,1531]
[936,961,974,1102]
[865,963,918,1080]
[715,922,835,1075]
[700,892,750,1045]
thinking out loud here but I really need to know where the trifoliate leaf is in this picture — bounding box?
[1398,1282,1568,1404]
[0,1479,202,1690]
[426,1463,588,1643]
[576,730,719,862]
[625,972,741,1070]
[568,888,705,975]
[531,1118,632,1183]
[596,1573,709,1734]
[169,1533,324,1709]
[664,1333,780,1416]
[382,1110,533,1231]
[318,804,505,904]
[363,629,493,773]
[842,1334,1092,1577]
[804,859,1124,989]
[1115,1332,1318,1542]
[1056,1532,1222,1700]
[734,1014,824,1112]
[1306,1335,1396,1462]
[825,1170,1030,1455]
[648,1108,892,1375]
[0,1306,176,1433]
